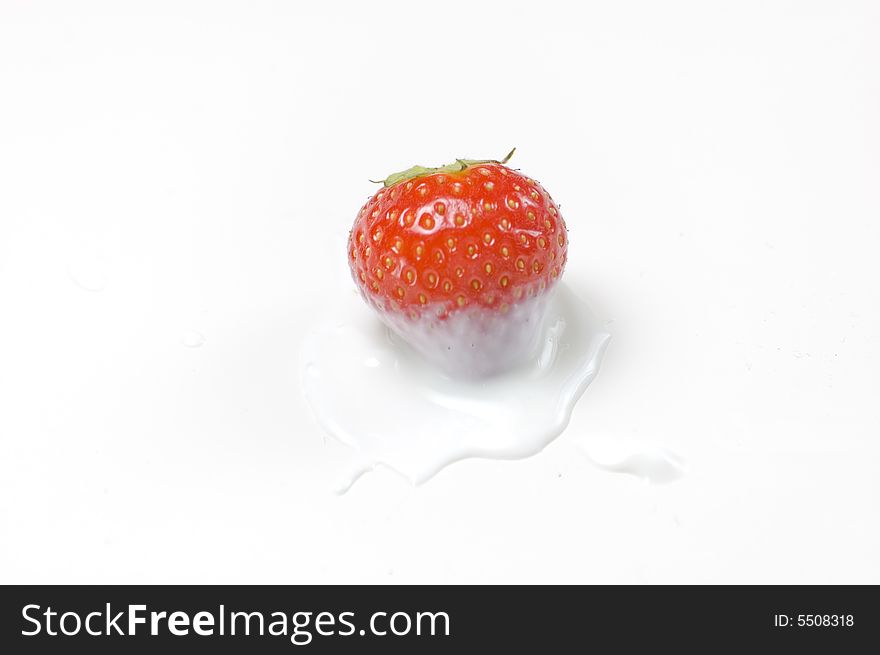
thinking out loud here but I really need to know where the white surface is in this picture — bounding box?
[1,1,878,583]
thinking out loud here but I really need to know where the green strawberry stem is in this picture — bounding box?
[373,148,516,187]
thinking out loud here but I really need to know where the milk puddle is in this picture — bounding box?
[301,284,611,490]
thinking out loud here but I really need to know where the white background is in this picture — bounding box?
[1,1,878,583]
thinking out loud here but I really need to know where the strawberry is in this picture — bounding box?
[348,150,568,377]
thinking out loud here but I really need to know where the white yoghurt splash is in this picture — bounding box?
[576,436,686,484]
[300,283,611,490]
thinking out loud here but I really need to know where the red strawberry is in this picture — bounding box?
[348,150,568,377]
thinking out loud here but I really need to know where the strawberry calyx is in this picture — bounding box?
[374,148,516,188]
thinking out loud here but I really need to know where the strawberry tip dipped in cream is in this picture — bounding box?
[299,151,610,489]
[348,149,567,377]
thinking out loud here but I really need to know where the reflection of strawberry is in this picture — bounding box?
[348,150,568,376]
